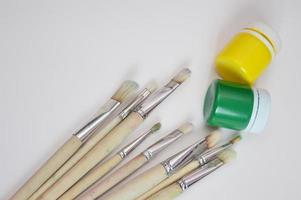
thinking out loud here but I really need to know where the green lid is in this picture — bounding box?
[203,79,254,130]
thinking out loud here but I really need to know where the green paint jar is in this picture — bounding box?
[203,79,271,133]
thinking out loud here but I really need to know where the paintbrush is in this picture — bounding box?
[58,123,161,200]
[78,122,193,200]
[104,128,220,200]
[38,68,191,200]
[136,134,241,200]
[145,149,236,200]
[28,81,156,200]
[10,80,138,200]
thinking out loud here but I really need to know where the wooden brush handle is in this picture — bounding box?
[28,117,121,200]
[58,154,123,200]
[38,112,143,200]
[80,154,148,200]
[105,164,168,200]
[146,183,182,200]
[136,160,199,200]
[10,135,82,200]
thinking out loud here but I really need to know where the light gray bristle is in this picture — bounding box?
[150,122,162,133]
[218,149,236,164]
[177,122,194,134]
[206,130,221,148]
[145,80,158,93]
[172,68,191,83]
[112,80,139,102]
[230,135,242,144]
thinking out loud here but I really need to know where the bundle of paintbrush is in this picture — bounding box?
[10,68,191,200]
[78,122,194,200]
[102,132,240,200]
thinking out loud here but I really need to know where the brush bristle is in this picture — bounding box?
[230,135,242,144]
[150,122,162,133]
[145,80,158,93]
[177,122,194,134]
[172,68,191,84]
[217,149,236,164]
[112,80,139,102]
[206,130,222,148]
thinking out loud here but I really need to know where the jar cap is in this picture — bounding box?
[203,80,254,131]
[244,88,271,134]
[245,22,281,53]
[204,80,271,134]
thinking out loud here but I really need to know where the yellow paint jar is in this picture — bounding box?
[215,22,281,85]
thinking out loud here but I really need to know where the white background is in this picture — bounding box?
[1,0,300,199]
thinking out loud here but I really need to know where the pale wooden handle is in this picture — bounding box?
[105,164,168,200]
[80,154,148,200]
[10,136,82,200]
[58,154,123,200]
[146,183,182,200]
[136,160,199,200]
[39,112,143,200]
[28,117,121,200]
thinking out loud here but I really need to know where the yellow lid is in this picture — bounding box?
[215,22,280,85]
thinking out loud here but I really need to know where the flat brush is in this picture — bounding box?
[39,68,190,200]
[79,122,193,200]
[10,80,138,200]
[146,149,236,200]
[58,123,161,200]
[105,130,220,200]
[28,81,148,200]
[136,134,241,200]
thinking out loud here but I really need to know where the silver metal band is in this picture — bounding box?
[118,129,153,159]
[74,99,120,142]
[179,159,224,190]
[143,129,183,160]
[120,88,152,119]
[162,138,206,176]
[135,81,179,119]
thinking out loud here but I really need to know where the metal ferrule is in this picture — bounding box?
[74,99,120,142]
[143,129,183,161]
[118,129,153,159]
[198,142,233,165]
[135,81,179,119]
[178,159,224,191]
[162,138,207,176]
[120,88,152,119]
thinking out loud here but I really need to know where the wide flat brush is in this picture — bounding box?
[10,80,138,200]
[104,129,220,200]
[58,123,161,200]
[145,149,236,200]
[79,122,193,200]
[136,134,241,200]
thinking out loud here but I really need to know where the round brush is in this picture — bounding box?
[58,123,161,200]
[146,149,236,200]
[79,122,193,200]
[10,80,138,200]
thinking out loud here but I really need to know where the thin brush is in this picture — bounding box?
[78,122,193,200]
[38,69,190,200]
[29,81,156,200]
[136,134,241,200]
[10,80,138,200]
[58,123,161,200]
[146,149,236,200]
